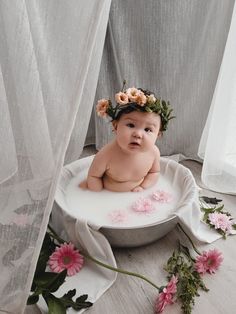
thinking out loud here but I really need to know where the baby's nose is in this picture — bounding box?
[132,129,142,138]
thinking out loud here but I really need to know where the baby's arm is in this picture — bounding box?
[85,147,109,191]
[132,148,160,192]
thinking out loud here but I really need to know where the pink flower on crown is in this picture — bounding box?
[195,249,223,275]
[115,92,129,105]
[108,209,129,224]
[155,275,178,313]
[48,242,84,276]
[96,98,109,117]
[152,190,172,203]
[208,212,233,234]
[132,197,155,213]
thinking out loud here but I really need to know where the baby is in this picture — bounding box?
[80,86,174,192]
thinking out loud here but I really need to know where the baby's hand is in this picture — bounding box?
[78,180,88,190]
[132,186,144,192]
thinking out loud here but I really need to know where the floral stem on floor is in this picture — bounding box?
[48,224,161,291]
[177,223,201,255]
[84,253,160,290]
[44,219,224,314]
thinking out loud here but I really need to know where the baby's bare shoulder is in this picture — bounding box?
[148,146,160,172]
[97,141,114,157]
[153,145,160,157]
[92,141,115,164]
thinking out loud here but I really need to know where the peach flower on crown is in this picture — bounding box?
[126,87,141,102]
[126,87,147,106]
[135,91,147,106]
[96,98,110,117]
[115,92,129,105]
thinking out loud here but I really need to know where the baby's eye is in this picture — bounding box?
[127,123,135,128]
[145,127,152,133]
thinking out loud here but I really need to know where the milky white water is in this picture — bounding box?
[64,164,182,228]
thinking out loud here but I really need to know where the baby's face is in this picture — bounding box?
[113,111,161,154]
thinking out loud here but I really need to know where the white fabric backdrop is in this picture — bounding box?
[0,0,111,313]
[86,0,235,161]
[198,2,236,194]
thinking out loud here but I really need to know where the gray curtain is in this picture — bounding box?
[86,0,235,161]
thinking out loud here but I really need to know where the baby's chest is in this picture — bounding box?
[107,156,153,181]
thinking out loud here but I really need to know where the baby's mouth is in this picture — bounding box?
[129,141,141,147]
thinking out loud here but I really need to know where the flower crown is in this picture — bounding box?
[96,85,175,131]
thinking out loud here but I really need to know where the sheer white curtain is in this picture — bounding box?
[0,1,111,313]
[198,2,236,194]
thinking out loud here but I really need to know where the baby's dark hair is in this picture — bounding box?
[113,103,164,131]
[114,105,138,120]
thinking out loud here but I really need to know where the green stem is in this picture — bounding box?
[48,224,160,291]
[48,224,65,244]
[81,251,160,291]
[199,199,208,210]
[121,79,126,92]
[177,223,201,255]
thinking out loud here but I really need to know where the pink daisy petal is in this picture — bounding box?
[156,292,171,313]
[208,212,233,233]
[155,275,178,313]
[48,242,84,276]
[166,275,178,294]
[132,197,155,214]
[195,249,223,274]
[152,190,173,203]
[108,209,129,224]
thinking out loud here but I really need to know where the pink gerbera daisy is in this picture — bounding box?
[208,212,233,234]
[131,197,155,213]
[152,190,172,203]
[48,242,84,276]
[195,249,223,275]
[155,275,178,313]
